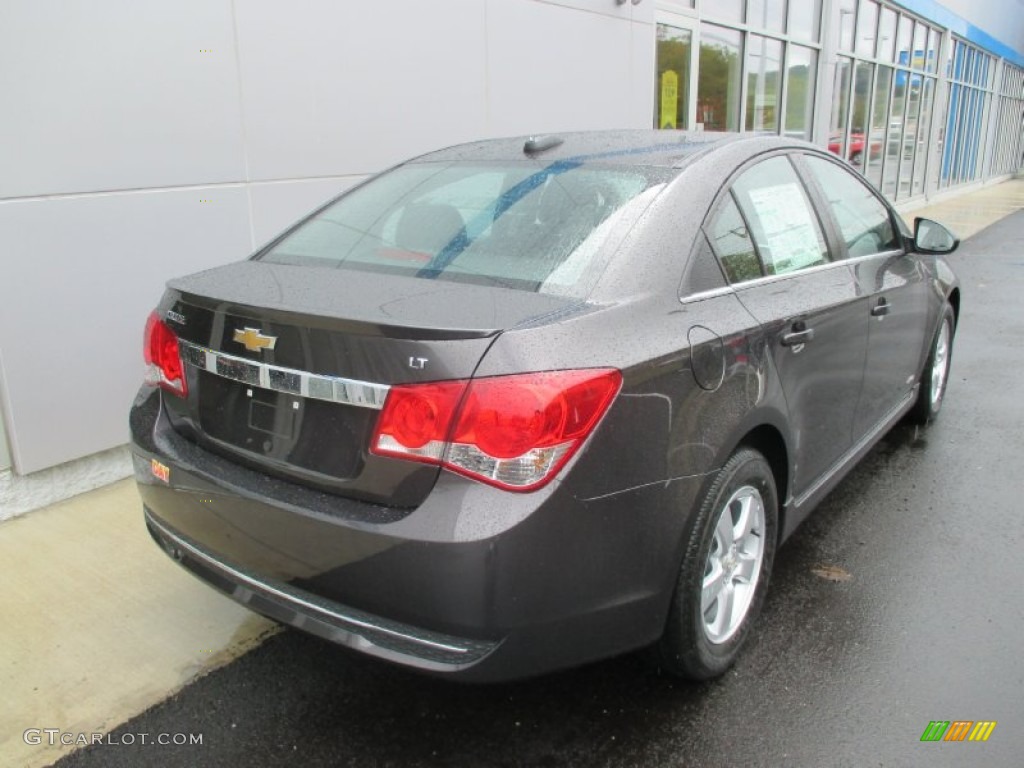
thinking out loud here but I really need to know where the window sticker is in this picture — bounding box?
[746,183,824,274]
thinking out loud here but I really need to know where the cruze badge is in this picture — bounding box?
[165,309,187,326]
[233,327,277,352]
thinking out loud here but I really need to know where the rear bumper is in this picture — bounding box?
[130,385,706,681]
[144,510,497,670]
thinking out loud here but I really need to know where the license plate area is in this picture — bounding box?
[194,369,372,480]
[248,388,298,439]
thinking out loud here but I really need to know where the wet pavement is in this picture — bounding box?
[53,212,1024,767]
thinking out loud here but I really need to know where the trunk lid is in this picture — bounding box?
[159,261,579,508]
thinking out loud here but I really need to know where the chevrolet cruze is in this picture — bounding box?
[130,131,960,682]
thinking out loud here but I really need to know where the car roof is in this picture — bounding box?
[412,129,765,170]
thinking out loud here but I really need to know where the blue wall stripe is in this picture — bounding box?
[893,0,1024,69]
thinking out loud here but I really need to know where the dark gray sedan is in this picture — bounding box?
[130,131,960,682]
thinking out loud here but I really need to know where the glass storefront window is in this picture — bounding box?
[856,1,878,58]
[883,67,907,197]
[748,0,786,34]
[848,61,874,166]
[866,65,893,186]
[926,28,940,74]
[746,35,783,132]
[912,21,927,70]
[899,72,923,196]
[698,24,742,132]
[785,45,817,140]
[787,0,821,43]
[967,47,978,84]
[912,78,934,195]
[896,14,913,68]
[958,89,978,181]
[990,65,1024,175]
[836,0,857,52]
[878,7,897,63]
[829,56,853,160]
[706,0,744,26]
[655,24,692,130]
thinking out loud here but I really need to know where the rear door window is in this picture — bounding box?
[731,156,830,276]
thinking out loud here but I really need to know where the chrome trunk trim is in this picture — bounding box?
[179,340,390,409]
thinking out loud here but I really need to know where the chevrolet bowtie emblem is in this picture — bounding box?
[233,327,277,352]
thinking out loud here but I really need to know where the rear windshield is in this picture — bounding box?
[258,161,668,296]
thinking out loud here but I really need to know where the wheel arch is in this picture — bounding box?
[707,407,792,545]
[948,286,961,328]
[736,424,790,543]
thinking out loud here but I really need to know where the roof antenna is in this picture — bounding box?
[523,135,564,155]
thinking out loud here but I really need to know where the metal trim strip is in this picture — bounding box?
[145,511,480,658]
[179,340,390,409]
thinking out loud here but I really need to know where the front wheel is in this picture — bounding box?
[654,448,778,680]
[907,304,955,424]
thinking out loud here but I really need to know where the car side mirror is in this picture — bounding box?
[913,217,960,255]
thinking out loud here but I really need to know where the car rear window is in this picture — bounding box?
[257,162,668,296]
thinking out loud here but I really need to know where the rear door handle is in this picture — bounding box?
[780,321,815,347]
[871,298,890,317]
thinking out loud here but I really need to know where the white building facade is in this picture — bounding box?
[0,0,1022,515]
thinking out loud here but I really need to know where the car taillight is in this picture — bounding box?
[371,369,621,492]
[143,311,187,397]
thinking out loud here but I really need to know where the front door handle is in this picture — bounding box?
[780,321,815,347]
[871,297,891,317]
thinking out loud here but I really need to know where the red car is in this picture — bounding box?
[828,132,882,165]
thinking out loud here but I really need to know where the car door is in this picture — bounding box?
[706,154,869,499]
[799,154,931,439]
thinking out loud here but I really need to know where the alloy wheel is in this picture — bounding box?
[701,486,766,645]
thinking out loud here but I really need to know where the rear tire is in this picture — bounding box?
[907,304,955,425]
[654,448,778,680]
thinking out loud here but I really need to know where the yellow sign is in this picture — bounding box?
[660,70,679,129]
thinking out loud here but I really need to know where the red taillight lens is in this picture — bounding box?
[372,380,465,463]
[143,311,187,397]
[371,369,621,491]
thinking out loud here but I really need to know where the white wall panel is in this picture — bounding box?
[234,0,488,181]
[629,0,656,26]
[0,189,252,473]
[0,0,246,199]
[248,176,366,246]
[486,0,644,136]
[941,0,1024,54]
[0,365,10,470]
[528,0,632,20]
[0,0,659,475]
[630,14,657,130]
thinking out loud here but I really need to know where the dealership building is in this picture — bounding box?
[0,0,1022,517]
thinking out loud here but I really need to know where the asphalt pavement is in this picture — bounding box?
[53,211,1024,768]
